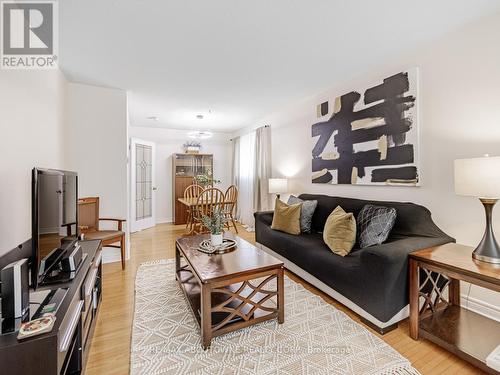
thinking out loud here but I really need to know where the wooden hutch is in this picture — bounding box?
[172,153,213,224]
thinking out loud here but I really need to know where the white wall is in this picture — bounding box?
[0,69,68,256]
[241,13,500,318]
[128,127,232,223]
[67,83,129,263]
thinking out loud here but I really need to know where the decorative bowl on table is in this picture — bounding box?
[197,238,237,254]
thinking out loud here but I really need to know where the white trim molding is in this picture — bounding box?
[156,217,173,224]
[461,294,500,322]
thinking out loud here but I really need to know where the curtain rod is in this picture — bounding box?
[230,124,270,141]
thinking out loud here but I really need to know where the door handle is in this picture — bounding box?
[153,187,157,191]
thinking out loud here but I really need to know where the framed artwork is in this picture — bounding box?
[312,69,419,186]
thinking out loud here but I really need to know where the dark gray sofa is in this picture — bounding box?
[254,194,454,333]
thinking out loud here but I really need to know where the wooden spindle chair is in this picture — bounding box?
[193,188,225,234]
[223,185,238,233]
[184,184,204,231]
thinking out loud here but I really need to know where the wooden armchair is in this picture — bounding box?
[77,197,126,270]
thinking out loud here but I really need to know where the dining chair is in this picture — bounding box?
[184,184,204,231]
[192,188,225,234]
[224,185,238,233]
[77,197,126,270]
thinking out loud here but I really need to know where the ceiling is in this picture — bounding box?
[59,0,500,132]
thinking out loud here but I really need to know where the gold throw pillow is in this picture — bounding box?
[323,206,356,256]
[271,198,302,235]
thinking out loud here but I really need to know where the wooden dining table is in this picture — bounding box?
[177,197,237,234]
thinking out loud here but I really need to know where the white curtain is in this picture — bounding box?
[231,136,240,187]
[231,136,241,218]
[232,126,272,230]
[237,131,256,228]
[253,126,272,212]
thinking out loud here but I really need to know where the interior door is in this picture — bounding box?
[131,138,156,232]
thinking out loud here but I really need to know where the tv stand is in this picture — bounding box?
[0,240,103,375]
[31,288,68,320]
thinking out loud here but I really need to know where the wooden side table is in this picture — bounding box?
[409,243,500,374]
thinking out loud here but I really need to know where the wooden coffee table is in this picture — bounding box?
[175,233,284,349]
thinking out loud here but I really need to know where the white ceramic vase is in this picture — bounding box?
[210,233,223,247]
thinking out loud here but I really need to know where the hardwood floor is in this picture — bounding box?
[86,223,484,375]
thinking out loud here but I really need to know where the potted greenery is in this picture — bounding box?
[195,173,221,187]
[201,209,227,246]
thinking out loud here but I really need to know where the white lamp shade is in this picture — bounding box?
[454,156,500,199]
[268,178,288,194]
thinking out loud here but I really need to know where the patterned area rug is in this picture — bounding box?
[131,260,419,375]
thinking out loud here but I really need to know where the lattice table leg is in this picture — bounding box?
[419,268,451,316]
[210,272,281,334]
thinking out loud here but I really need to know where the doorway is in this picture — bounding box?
[130,138,156,232]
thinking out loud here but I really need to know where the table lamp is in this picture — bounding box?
[454,155,500,264]
[268,178,288,199]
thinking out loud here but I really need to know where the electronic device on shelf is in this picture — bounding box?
[61,243,82,272]
[32,168,79,288]
[42,253,87,285]
[1,258,29,319]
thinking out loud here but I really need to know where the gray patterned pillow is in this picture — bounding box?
[357,204,397,248]
[287,195,318,233]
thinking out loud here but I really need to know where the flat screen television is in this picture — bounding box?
[32,168,78,288]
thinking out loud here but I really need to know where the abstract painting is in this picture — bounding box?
[312,69,419,186]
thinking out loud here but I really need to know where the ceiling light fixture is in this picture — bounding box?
[196,114,204,119]
[188,131,213,139]
[147,116,159,121]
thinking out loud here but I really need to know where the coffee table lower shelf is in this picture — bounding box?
[176,267,283,349]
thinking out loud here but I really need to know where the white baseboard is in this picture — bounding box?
[461,294,500,322]
[156,217,173,224]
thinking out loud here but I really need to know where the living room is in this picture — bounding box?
[0,1,499,374]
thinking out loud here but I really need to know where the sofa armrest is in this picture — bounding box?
[360,236,454,266]
[254,210,274,226]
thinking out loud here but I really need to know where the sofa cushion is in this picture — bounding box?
[256,224,362,282]
[357,204,397,248]
[298,194,453,240]
[271,198,301,235]
[287,195,318,233]
[323,206,356,256]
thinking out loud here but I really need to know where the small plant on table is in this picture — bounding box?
[201,209,227,246]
